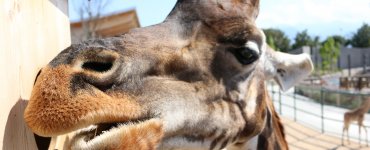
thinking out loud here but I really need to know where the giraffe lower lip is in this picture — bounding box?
[93,123,121,139]
[74,123,123,143]
[74,118,154,142]
[84,122,128,142]
[68,124,126,149]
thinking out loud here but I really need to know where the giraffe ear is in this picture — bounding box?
[270,51,314,91]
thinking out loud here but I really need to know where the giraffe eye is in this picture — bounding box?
[229,47,260,65]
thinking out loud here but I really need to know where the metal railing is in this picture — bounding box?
[268,82,370,142]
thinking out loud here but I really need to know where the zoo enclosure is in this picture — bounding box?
[269,83,370,143]
[290,46,370,75]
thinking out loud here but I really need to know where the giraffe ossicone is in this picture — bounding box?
[24,0,313,149]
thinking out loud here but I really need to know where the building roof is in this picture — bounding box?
[71,9,140,38]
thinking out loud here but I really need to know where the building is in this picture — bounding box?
[290,46,370,70]
[70,9,140,43]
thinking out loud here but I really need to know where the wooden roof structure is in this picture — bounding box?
[70,9,140,42]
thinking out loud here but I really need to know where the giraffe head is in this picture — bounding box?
[25,0,313,148]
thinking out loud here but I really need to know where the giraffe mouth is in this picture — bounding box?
[69,118,153,148]
[93,123,122,139]
[74,123,126,143]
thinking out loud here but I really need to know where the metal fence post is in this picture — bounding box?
[293,87,297,122]
[363,54,366,73]
[320,88,325,133]
[337,55,341,69]
[348,55,351,77]
[368,54,370,71]
[271,83,274,98]
[279,89,282,115]
[365,54,368,72]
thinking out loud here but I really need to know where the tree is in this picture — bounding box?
[292,30,314,50]
[319,37,340,71]
[74,0,111,41]
[332,35,348,46]
[263,28,291,52]
[321,35,348,47]
[350,23,370,48]
[266,35,277,50]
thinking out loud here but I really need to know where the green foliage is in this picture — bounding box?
[351,23,370,48]
[263,28,291,52]
[331,35,348,46]
[266,36,277,50]
[292,30,315,49]
[319,37,340,71]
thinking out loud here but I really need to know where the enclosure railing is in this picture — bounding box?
[269,82,370,142]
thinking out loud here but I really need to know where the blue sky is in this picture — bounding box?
[69,0,370,41]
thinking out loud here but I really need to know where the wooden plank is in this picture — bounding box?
[0,0,70,149]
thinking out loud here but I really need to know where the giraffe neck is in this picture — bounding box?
[357,99,370,113]
[226,90,289,150]
[258,95,289,150]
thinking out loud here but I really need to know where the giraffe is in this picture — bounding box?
[342,97,370,146]
[227,86,289,150]
[24,0,313,149]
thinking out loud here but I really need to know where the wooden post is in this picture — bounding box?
[0,1,70,149]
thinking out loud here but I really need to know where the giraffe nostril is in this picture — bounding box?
[82,61,113,72]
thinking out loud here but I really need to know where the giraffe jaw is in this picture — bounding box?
[69,118,156,149]
[72,123,129,146]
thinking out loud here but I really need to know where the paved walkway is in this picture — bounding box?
[282,117,370,150]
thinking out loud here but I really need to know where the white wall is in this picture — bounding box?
[0,0,70,149]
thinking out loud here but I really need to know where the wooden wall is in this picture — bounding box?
[0,0,71,149]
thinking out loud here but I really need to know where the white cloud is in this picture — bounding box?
[257,0,370,27]
[256,0,370,38]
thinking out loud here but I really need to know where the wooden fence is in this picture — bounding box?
[0,0,70,149]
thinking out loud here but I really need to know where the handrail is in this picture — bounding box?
[269,82,370,142]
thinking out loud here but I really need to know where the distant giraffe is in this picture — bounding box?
[342,97,370,146]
